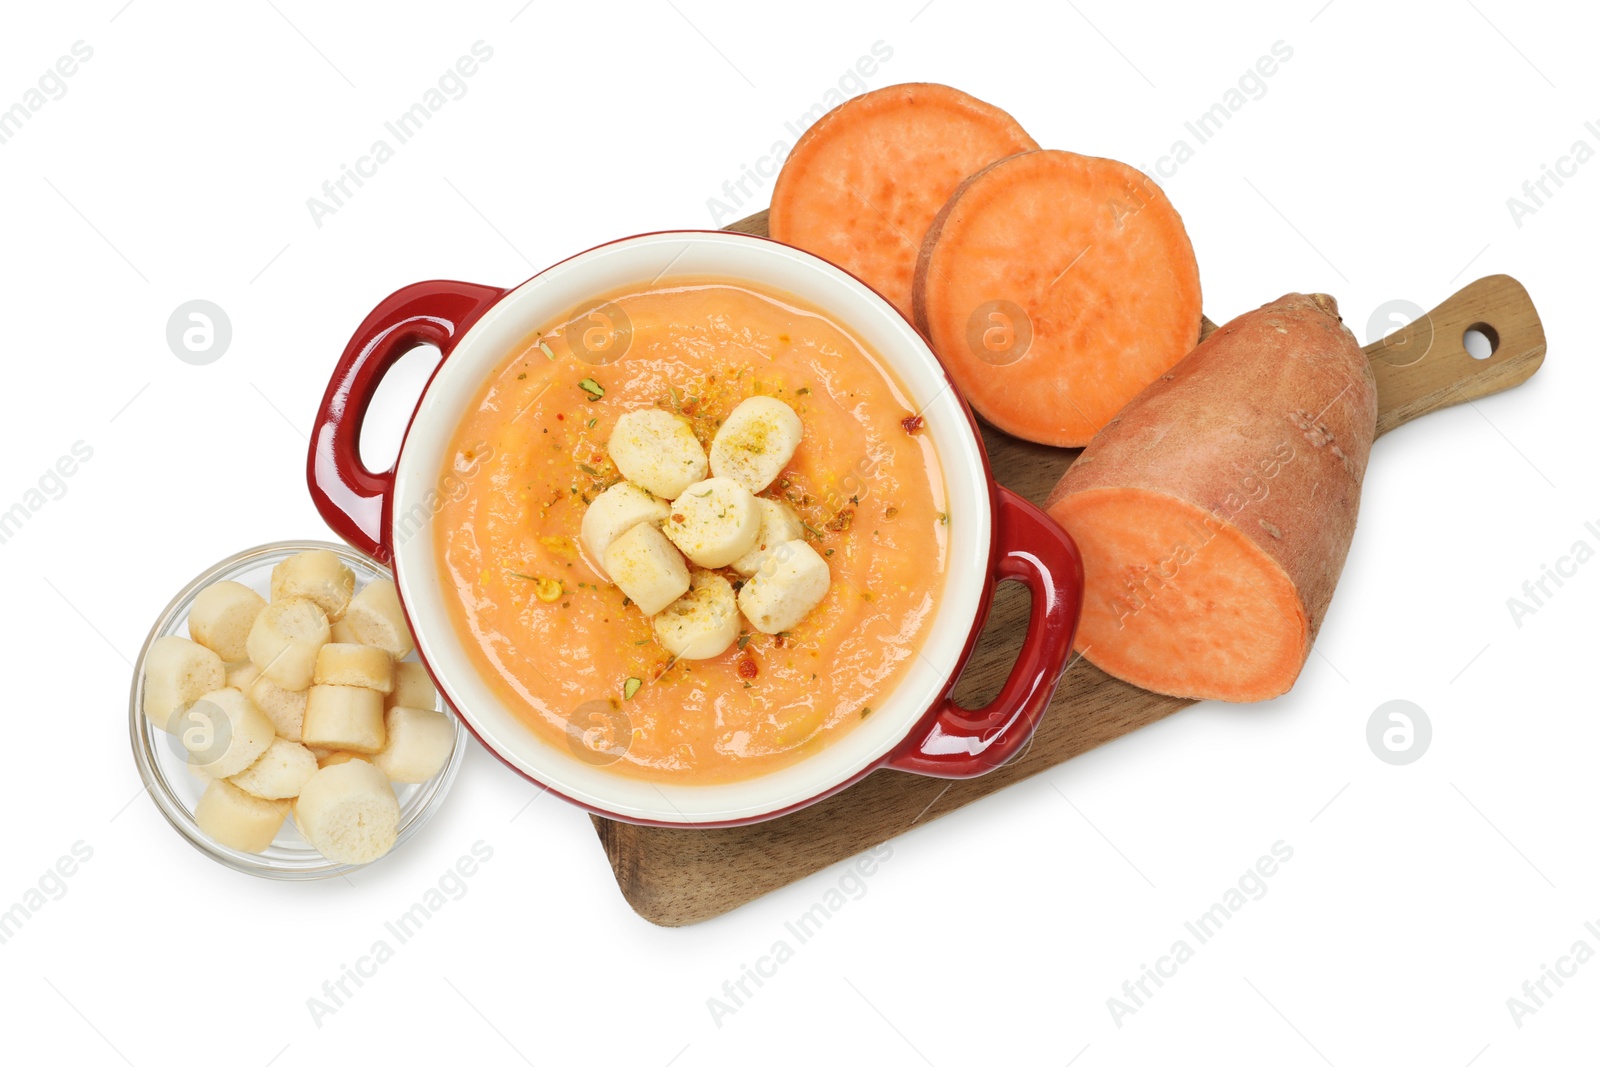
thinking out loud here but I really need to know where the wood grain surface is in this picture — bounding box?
[592,210,1547,926]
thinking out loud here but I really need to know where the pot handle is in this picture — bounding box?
[887,486,1084,778]
[307,280,506,562]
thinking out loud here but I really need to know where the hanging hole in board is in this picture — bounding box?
[1462,323,1499,360]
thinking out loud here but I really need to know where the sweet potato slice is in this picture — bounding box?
[769,82,1037,320]
[1045,293,1377,702]
[914,150,1202,447]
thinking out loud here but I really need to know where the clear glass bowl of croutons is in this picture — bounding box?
[128,540,467,879]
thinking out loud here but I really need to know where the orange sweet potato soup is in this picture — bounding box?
[435,278,950,783]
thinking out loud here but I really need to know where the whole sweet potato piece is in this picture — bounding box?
[1045,293,1377,701]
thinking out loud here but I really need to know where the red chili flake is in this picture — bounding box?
[773,633,786,649]
[671,513,686,524]
[901,414,924,434]
[826,508,855,533]
[682,401,697,415]
[556,413,565,421]
[737,656,758,680]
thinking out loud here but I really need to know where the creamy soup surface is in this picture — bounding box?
[435,278,950,783]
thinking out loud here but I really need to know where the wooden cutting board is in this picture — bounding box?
[591,210,1547,925]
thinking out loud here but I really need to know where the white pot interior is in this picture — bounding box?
[391,231,991,823]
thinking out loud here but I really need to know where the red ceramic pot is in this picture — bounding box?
[309,230,1082,827]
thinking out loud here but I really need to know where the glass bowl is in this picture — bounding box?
[128,540,467,879]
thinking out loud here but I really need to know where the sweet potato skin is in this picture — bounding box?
[1046,293,1378,700]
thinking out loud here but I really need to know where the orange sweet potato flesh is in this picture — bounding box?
[1045,293,1378,702]
[914,149,1202,447]
[769,83,1037,321]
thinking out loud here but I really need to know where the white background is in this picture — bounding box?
[1,1,1594,1064]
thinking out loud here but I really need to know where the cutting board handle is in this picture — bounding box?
[1365,274,1546,436]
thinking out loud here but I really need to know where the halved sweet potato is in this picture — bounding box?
[1045,293,1377,702]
